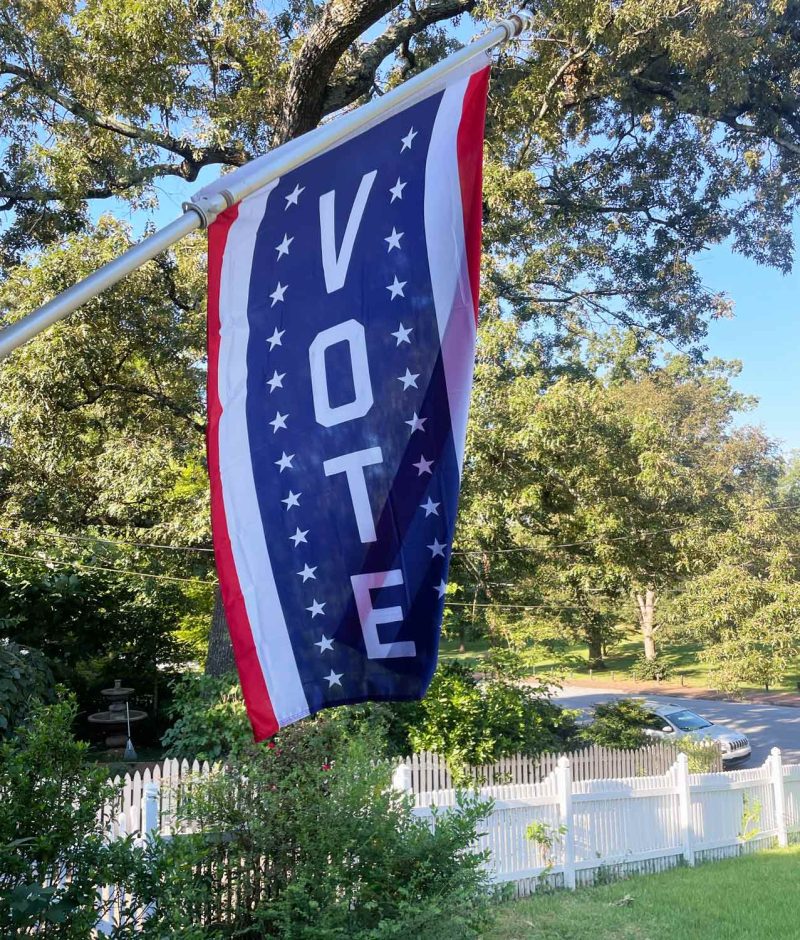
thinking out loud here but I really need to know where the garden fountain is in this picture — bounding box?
[88,679,147,752]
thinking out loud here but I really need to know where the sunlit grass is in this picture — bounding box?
[485,846,800,939]
[440,633,800,694]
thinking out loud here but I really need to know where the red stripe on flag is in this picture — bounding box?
[456,65,490,324]
[207,205,279,741]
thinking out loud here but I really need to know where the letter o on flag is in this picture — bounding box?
[309,319,374,427]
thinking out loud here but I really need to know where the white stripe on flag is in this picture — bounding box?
[424,78,478,473]
[217,183,310,727]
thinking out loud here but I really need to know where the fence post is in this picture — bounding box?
[557,756,576,889]
[675,753,695,867]
[392,760,413,796]
[770,747,788,847]
[143,783,159,840]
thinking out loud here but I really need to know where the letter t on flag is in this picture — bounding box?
[207,53,491,740]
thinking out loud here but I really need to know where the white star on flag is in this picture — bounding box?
[391,323,412,345]
[434,580,447,599]
[315,634,334,652]
[267,327,285,349]
[412,455,434,475]
[387,276,406,299]
[290,524,309,548]
[290,527,309,546]
[270,411,288,433]
[427,538,447,558]
[270,282,288,306]
[406,412,427,433]
[398,368,419,390]
[400,127,418,151]
[421,497,440,517]
[307,599,325,618]
[269,411,289,434]
[275,452,294,472]
[275,234,293,258]
[385,228,403,251]
[389,178,406,202]
[285,183,304,207]
[297,564,317,582]
[267,370,285,393]
[325,669,343,688]
[281,490,301,510]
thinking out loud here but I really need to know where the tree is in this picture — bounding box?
[452,324,775,665]
[664,492,800,692]
[1,0,799,669]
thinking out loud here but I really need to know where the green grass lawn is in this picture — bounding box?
[440,634,800,693]
[485,846,800,939]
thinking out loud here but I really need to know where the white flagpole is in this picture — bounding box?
[0,9,533,361]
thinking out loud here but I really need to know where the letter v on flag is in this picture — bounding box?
[207,51,491,740]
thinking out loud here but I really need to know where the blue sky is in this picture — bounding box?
[695,226,800,455]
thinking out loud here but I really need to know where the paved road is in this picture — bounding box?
[553,685,800,768]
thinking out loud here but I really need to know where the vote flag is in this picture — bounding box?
[207,52,491,740]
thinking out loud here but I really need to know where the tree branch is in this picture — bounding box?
[275,0,403,143]
[322,0,477,117]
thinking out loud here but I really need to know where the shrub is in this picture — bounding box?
[0,697,149,937]
[675,735,722,773]
[580,699,648,749]
[161,672,252,760]
[0,641,54,738]
[630,653,673,682]
[145,717,499,938]
[404,661,579,766]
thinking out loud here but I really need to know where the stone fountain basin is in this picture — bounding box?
[88,709,148,725]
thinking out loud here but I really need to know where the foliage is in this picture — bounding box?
[0,560,193,714]
[161,672,251,761]
[0,641,55,738]
[0,697,150,937]
[630,653,672,683]
[145,717,498,938]
[0,0,798,675]
[402,661,579,767]
[580,699,648,749]
[664,493,800,692]
[674,737,722,774]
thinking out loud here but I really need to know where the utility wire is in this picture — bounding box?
[451,501,800,557]
[2,498,798,562]
[0,549,217,586]
[0,525,214,554]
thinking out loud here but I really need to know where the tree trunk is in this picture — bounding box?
[587,630,605,669]
[635,589,658,661]
[205,586,236,676]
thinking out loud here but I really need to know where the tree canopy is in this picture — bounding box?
[1,0,799,688]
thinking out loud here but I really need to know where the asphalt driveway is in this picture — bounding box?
[553,685,800,768]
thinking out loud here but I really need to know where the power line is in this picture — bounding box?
[0,549,217,586]
[451,501,800,557]
[0,525,214,554]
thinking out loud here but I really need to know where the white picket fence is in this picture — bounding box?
[393,747,800,894]
[100,758,214,838]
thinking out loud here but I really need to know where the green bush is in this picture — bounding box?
[144,717,499,938]
[580,699,648,749]
[0,641,55,738]
[161,672,252,760]
[675,735,722,773]
[404,661,579,766]
[630,654,673,682]
[0,697,149,937]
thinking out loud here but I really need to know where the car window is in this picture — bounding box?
[665,709,712,731]
[642,712,670,732]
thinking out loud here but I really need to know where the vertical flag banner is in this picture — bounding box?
[207,53,491,740]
